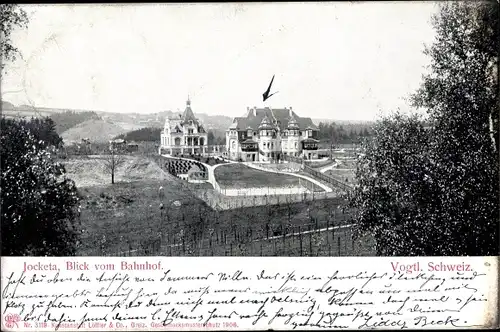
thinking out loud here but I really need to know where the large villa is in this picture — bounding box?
[226,107,319,162]
[159,98,209,156]
[159,99,319,161]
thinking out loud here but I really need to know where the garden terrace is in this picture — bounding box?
[178,154,227,166]
[164,157,208,178]
[214,163,324,191]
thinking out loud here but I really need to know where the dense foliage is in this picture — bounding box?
[317,122,371,144]
[19,117,64,148]
[1,117,80,255]
[350,1,499,256]
[0,4,28,72]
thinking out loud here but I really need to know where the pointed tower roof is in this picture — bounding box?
[287,114,299,129]
[182,96,197,124]
[258,114,274,130]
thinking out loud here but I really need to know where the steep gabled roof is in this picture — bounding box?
[230,107,318,131]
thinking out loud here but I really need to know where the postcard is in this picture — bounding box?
[1,2,498,331]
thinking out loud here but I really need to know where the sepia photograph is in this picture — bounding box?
[1,2,498,258]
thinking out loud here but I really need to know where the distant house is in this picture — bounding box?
[159,98,208,156]
[109,138,126,151]
[127,142,139,152]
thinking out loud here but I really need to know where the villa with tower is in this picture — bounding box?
[159,98,208,156]
[226,106,319,162]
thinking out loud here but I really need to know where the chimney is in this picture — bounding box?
[253,107,257,116]
[289,107,293,117]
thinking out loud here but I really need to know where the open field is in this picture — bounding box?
[63,155,172,187]
[76,180,358,255]
[63,154,375,256]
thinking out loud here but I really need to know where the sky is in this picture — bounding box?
[2,2,439,121]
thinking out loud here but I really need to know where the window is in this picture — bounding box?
[188,129,193,134]
[308,129,312,136]
[231,141,236,150]
[271,142,273,149]
[295,142,298,148]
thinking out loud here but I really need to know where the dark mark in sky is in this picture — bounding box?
[262,75,278,102]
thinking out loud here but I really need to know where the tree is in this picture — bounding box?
[1,8,80,256]
[1,118,80,255]
[350,113,436,255]
[24,117,64,148]
[350,2,499,256]
[411,1,499,255]
[103,147,126,184]
[1,4,29,72]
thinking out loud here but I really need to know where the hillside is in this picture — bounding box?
[61,119,131,144]
[63,155,174,187]
[50,110,102,134]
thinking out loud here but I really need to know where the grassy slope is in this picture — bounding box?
[61,119,130,144]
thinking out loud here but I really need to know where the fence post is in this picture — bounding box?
[344,230,348,254]
[326,220,330,246]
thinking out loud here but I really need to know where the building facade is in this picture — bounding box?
[226,106,319,162]
[159,98,208,155]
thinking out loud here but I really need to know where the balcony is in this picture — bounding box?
[302,138,319,150]
[241,145,258,152]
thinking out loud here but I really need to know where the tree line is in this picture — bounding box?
[317,122,372,144]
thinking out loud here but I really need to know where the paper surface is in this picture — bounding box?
[1,256,498,330]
